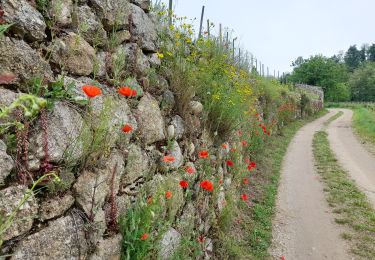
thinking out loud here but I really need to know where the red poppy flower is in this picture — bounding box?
[118,86,132,97]
[243,178,249,185]
[198,235,205,243]
[241,141,247,146]
[82,85,102,98]
[230,148,236,153]
[163,155,175,163]
[238,130,243,136]
[219,179,223,184]
[131,89,137,97]
[179,180,189,189]
[140,233,149,240]
[241,194,248,201]
[122,124,133,133]
[185,166,195,174]
[165,191,172,199]
[222,143,228,149]
[199,150,209,159]
[244,158,250,164]
[200,180,214,192]
[226,160,234,167]
[247,162,257,170]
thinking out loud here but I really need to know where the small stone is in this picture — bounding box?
[160,141,183,170]
[74,150,124,216]
[217,191,226,213]
[190,101,203,115]
[131,0,151,12]
[167,125,175,139]
[28,102,87,165]
[122,144,149,184]
[50,32,96,76]
[0,140,14,185]
[171,115,185,139]
[0,88,19,107]
[90,96,138,148]
[11,214,89,260]
[0,185,38,242]
[148,53,161,67]
[136,93,165,144]
[113,30,131,44]
[130,4,157,51]
[0,37,53,89]
[39,192,75,221]
[2,0,46,41]
[90,0,130,31]
[95,51,107,78]
[121,43,150,77]
[90,234,122,260]
[159,228,181,260]
[162,90,175,111]
[176,203,195,234]
[188,142,195,156]
[76,5,108,47]
[49,0,73,27]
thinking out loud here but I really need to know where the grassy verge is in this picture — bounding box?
[215,110,328,259]
[324,111,343,127]
[352,107,375,146]
[313,131,375,259]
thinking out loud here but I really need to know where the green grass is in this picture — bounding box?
[214,110,328,259]
[313,131,375,259]
[352,107,375,146]
[324,111,343,127]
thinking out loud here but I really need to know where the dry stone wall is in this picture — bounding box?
[0,0,208,259]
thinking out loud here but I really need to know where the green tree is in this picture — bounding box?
[360,44,368,62]
[367,44,375,62]
[344,45,362,71]
[349,62,375,101]
[289,55,349,101]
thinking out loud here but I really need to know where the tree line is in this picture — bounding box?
[287,44,375,102]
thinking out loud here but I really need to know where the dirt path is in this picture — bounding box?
[327,108,375,208]
[270,111,351,260]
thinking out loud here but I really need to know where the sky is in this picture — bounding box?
[159,0,375,74]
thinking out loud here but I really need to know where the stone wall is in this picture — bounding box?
[295,83,324,102]
[0,0,197,259]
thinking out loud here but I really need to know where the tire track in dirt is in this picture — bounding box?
[270,111,351,260]
[327,108,375,208]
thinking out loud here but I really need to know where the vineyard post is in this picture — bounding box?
[226,31,229,49]
[262,64,265,77]
[239,48,242,69]
[274,69,276,78]
[198,6,205,38]
[207,19,210,38]
[219,23,222,47]
[278,70,280,79]
[168,0,173,26]
[267,66,269,77]
[232,37,237,61]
